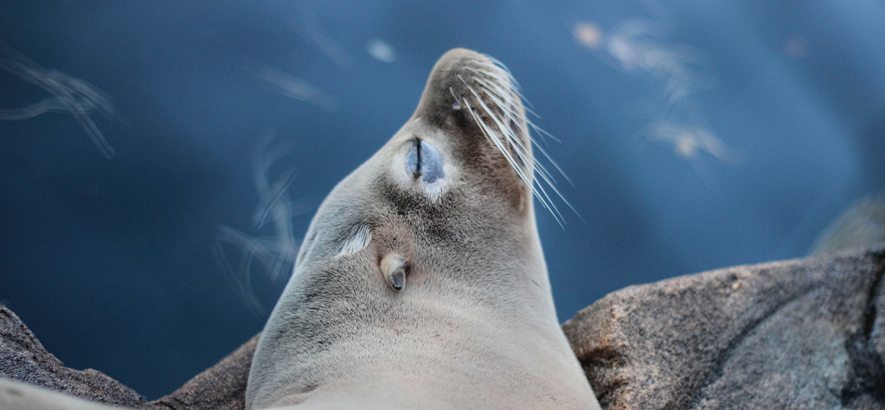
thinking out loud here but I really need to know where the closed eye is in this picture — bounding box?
[405,138,445,183]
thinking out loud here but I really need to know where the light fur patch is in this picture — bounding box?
[336,224,373,257]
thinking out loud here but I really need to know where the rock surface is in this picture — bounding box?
[0,306,152,409]
[0,304,257,410]
[2,247,884,409]
[563,246,885,410]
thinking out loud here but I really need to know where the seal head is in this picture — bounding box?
[246,48,600,410]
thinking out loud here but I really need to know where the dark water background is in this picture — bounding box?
[1,0,883,399]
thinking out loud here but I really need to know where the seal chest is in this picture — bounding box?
[246,48,601,410]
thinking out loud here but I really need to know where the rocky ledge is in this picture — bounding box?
[2,247,884,409]
[564,246,885,410]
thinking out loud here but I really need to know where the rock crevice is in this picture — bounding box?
[841,257,885,407]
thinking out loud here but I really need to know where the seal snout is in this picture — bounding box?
[430,50,534,191]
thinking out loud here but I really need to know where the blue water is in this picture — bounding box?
[1,0,883,399]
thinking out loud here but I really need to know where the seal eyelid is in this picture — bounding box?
[407,138,422,179]
[405,138,445,184]
[336,224,373,257]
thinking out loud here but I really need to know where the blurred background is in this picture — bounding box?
[1,0,883,399]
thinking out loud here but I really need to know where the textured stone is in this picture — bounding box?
[563,247,885,410]
[0,305,152,409]
[3,247,885,409]
[0,304,258,410]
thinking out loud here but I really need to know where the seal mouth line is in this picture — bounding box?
[466,75,535,162]
[472,62,578,213]
[458,56,578,226]
[458,76,532,183]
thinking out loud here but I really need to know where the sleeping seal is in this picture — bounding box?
[245,48,600,409]
[0,48,599,410]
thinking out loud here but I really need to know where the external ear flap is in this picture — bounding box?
[380,253,407,291]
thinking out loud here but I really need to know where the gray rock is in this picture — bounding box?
[3,247,884,409]
[563,246,885,410]
[0,304,258,410]
[0,305,152,409]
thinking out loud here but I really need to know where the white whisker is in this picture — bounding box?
[461,80,532,185]
[455,55,576,226]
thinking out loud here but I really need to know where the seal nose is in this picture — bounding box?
[414,49,503,121]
